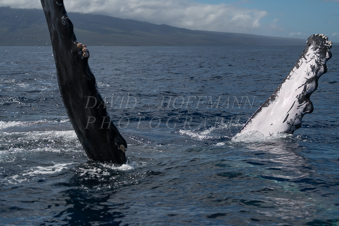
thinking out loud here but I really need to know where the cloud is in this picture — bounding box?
[0,0,268,33]
[268,18,283,31]
[0,0,40,8]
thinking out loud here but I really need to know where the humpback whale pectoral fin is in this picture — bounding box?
[41,0,128,164]
[234,34,332,138]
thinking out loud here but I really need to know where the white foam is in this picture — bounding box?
[25,130,77,141]
[0,121,27,130]
[0,119,71,130]
[75,161,139,179]
[101,160,140,171]
[1,175,28,185]
[215,142,226,146]
[0,130,78,147]
[179,122,237,141]
[179,129,215,140]
[0,120,61,131]
[0,162,74,185]
[97,81,111,87]
[23,162,74,176]
[17,83,29,88]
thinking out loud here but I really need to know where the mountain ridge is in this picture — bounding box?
[0,7,305,46]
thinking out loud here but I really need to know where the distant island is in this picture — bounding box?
[0,7,305,46]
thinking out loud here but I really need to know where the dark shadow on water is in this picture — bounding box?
[42,189,124,226]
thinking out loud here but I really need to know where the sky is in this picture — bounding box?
[0,0,338,42]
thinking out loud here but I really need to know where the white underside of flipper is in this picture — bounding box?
[233,34,332,139]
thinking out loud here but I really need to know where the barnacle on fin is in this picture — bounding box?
[77,42,83,49]
[120,144,127,152]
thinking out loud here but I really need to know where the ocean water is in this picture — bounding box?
[0,45,338,225]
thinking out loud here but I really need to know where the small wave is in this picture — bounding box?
[87,160,141,173]
[0,120,59,130]
[97,81,111,87]
[1,174,28,185]
[0,121,26,130]
[179,129,216,140]
[23,162,74,176]
[215,142,226,146]
[0,78,16,83]
[17,83,30,88]
[178,123,235,141]
[25,130,77,141]
[0,130,80,163]
[1,162,75,185]
[1,130,77,143]
[0,119,72,133]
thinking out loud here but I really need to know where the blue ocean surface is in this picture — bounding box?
[0,45,338,225]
